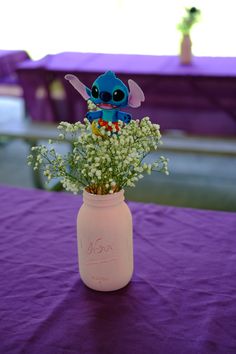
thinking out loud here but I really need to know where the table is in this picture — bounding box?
[0,50,29,97]
[17,52,236,136]
[1,185,236,354]
[0,50,29,79]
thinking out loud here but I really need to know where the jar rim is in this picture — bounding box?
[83,189,125,207]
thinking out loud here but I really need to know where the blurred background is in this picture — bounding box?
[1,0,236,211]
[1,0,236,58]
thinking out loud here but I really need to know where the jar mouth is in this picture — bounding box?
[83,189,125,207]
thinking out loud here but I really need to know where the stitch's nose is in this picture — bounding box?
[100,91,111,102]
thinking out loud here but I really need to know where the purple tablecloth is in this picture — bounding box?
[0,50,29,81]
[17,52,236,77]
[16,53,236,136]
[1,185,236,354]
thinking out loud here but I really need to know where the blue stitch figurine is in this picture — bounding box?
[65,71,145,134]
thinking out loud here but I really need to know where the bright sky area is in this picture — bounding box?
[1,0,236,59]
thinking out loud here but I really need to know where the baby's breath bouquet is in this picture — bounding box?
[28,116,168,195]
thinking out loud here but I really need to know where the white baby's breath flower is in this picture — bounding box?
[126,180,135,187]
[27,116,168,194]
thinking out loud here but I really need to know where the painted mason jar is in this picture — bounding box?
[77,189,133,291]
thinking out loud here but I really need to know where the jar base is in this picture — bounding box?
[80,274,133,292]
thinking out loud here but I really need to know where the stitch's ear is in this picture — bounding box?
[128,79,145,108]
[65,74,91,100]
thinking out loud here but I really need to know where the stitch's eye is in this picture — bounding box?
[92,86,99,98]
[113,89,125,102]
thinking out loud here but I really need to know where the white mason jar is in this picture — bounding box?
[77,189,133,291]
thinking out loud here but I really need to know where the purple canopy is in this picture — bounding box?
[1,185,236,353]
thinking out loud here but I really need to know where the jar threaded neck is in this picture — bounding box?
[83,189,125,207]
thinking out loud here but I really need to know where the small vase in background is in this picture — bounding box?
[77,189,133,292]
[177,7,201,65]
[180,34,192,65]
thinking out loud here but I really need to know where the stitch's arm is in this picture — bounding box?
[116,111,132,124]
[86,110,103,122]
